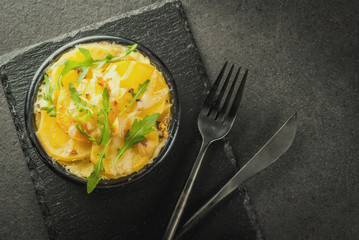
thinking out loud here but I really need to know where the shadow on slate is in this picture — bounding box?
[0,1,257,239]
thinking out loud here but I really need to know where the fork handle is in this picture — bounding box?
[163,139,211,240]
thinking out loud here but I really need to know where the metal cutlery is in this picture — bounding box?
[163,62,248,240]
[175,112,297,239]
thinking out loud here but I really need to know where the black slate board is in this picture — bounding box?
[0,1,257,239]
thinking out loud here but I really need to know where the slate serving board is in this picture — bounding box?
[0,1,257,239]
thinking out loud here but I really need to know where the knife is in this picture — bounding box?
[175,113,297,239]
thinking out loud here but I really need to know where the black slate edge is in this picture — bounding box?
[0,1,261,239]
[175,1,210,91]
[223,139,265,240]
[0,73,53,237]
[243,186,265,240]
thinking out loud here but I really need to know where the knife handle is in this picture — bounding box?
[176,156,275,239]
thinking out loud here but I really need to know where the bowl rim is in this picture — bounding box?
[24,35,181,189]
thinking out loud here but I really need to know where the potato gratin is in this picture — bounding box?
[34,42,171,193]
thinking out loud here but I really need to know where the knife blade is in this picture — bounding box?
[175,112,297,239]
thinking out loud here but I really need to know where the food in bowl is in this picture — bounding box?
[34,42,171,193]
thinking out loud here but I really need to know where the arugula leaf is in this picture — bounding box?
[68,83,94,121]
[56,48,93,88]
[86,137,112,194]
[76,123,96,143]
[118,79,150,117]
[111,113,159,167]
[96,44,138,70]
[96,87,112,146]
[101,86,111,112]
[40,74,57,117]
[57,44,138,89]
[67,109,91,122]
[69,83,111,146]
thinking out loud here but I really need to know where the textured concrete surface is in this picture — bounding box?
[212,1,359,239]
[0,0,358,239]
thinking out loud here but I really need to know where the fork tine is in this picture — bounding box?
[226,69,248,121]
[202,62,228,115]
[218,67,241,121]
[209,64,234,117]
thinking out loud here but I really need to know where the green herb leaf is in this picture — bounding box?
[101,87,111,112]
[111,113,159,167]
[67,109,91,122]
[76,66,90,83]
[76,123,96,142]
[69,84,111,146]
[68,83,94,120]
[118,79,150,117]
[126,44,138,55]
[40,74,57,117]
[79,47,93,59]
[57,44,138,89]
[96,87,112,146]
[86,137,112,194]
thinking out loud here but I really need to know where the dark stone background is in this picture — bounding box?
[0,0,358,239]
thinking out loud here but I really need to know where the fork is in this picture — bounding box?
[163,62,248,240]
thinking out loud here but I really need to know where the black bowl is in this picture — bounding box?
[25,36,180,189]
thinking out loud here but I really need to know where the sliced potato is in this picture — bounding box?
[104,61,169,118]
[133,130,159,157]
[56,87,89,142]
[90,129,159,178]
[46,43,129,100]
[38,110,91,161]
[57,159,94,179]
[90,137,121,178]
[56,79,103,142]
[35,111,41,130]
